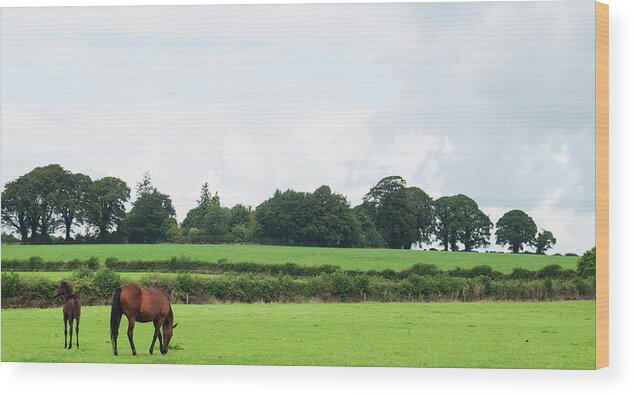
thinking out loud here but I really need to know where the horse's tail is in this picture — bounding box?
[110,287,122,354]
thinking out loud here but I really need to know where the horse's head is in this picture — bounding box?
[161,310,178,354]
[53,281,70,297]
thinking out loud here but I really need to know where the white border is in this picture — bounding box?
[1,1,632,394]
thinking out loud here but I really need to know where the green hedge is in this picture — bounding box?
[1,257,99,272]
[1,270,596,309]
[1,257,582,281]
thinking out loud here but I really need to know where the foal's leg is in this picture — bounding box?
[67,317,74,350]
[127,318,137,356]
[63,315,68,349]
[75,318,80,349]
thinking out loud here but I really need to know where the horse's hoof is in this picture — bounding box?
[113,352,118,356]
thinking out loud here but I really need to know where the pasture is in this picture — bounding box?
[0,244,578,273]
[1,301,595,369]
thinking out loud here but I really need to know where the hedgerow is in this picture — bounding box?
[2,256,584,281]
[1,270,596,308]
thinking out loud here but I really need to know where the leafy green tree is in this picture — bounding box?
[124,176,176,243]
[362,176,434,249]
[374,188,418,249]
[495,210,537,253]
[201,203,232,242]
[197,182,212,206]
[57,172,92,241]
[577,247,596,278]
[1,178,31,241]
[406,187,435,245]
[182,183,220,232]
[432,194,492,251]
[352,206,385,248]
[85,177,130,240]
[453,194,492,251]
[433,196,461,251]
[255,186,361,247]
[228,204,257,242]
[256,189,314,245]
[20,164,68,242]
[303,185,361,247]
[135,171,154,198]
[362,175,407,220]
[535,229,557,254]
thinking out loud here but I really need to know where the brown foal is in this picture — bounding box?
[53,281,81,349]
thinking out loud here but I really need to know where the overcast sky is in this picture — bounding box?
[0,1,596,253]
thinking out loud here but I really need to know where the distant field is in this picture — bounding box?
[0,244,578,273]
[1,301,595,368]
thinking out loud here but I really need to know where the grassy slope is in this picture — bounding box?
[0,244,578,273]
[1,301,595,369]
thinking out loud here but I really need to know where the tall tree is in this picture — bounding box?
[57,172,92,241]
[535,229,557,254]
[362,175,407,221]
[453,194,492,251]
[135,171,154,198]
[197,182,212,206]
[124,189,177,243]
[303,185,361,247]
[85,177,130,239]
[362,176,433,249]
[255,189,313,245]
[352,206,385,248]
[182,183,221,233]
[1,178,30,241]
[255,186,361,247]
[433,196,461,251]
[406,187,435,245]
[495,210,537,253]
[23,164,68,242]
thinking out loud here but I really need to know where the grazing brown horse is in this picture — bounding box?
[53,281,81,349]
[110,283,177,356]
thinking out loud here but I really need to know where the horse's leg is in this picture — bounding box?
[149,320,161,355]
[67,317,73,350]
[127,318,137,356]
[75,318,80,349]
[157,329,164,354]
[63,315,68,349]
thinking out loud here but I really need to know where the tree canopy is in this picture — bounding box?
[495,209,538,253]
[123,174,176,243]
[1,166,567,254]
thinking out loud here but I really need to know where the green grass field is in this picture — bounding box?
[1,301,595,369]
[0,244,578,273]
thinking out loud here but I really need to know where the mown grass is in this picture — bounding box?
[1,301,595,369]
[0,244,578,273]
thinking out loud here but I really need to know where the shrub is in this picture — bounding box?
[1,272,22,298]
[507,268,535,280]
[92,269,121,297]
[577,247,596,278]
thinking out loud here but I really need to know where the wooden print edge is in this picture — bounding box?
[595,1,609,370]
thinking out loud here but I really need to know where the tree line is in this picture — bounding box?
[1,164,557,253]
